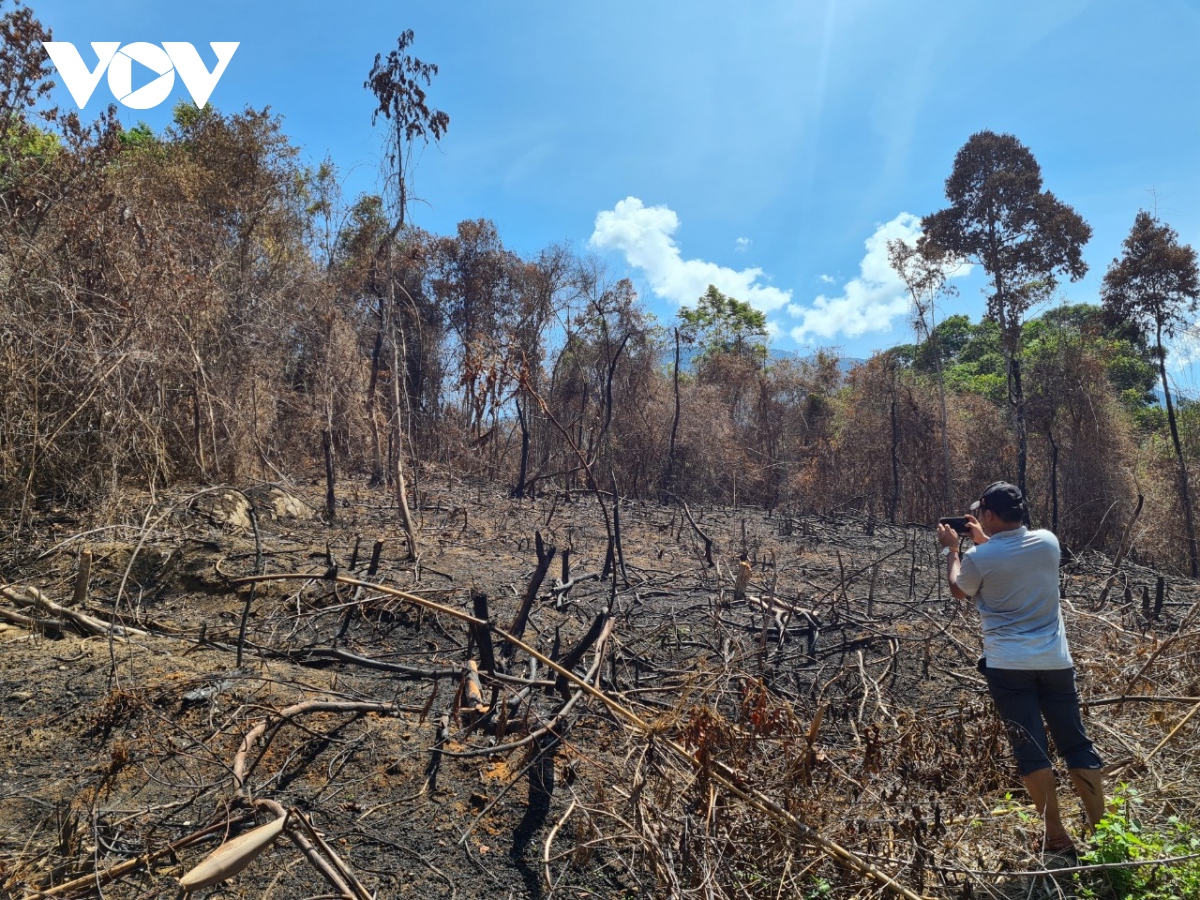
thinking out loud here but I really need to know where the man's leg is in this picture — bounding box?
[1037,668,1106,830]
[1068,767,1105,829]
[984,668,1069,847]
[1023,766,1072,849]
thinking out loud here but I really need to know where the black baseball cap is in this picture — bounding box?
[970,481,1025,515]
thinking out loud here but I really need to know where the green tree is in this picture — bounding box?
[893,314,976,374]
[938,318,1007,405]
[923,130,1091,508]
[1102,211,1200,576]
[900,306,1157,427]
[1034,303,1159,424]
[677,287,769,489]
[116,121,158,151]
[678,285,769,370]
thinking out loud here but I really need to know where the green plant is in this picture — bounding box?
[1076,784,1200,899]
[990,790,1037,826]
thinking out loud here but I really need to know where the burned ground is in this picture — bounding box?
[2,475,1199,900]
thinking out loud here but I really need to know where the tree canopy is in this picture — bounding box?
[678,285,769,369]
[922,130,1092,334]
[1,3,1199,574]
[922,130,1092,504]
[1103,211,1200,574]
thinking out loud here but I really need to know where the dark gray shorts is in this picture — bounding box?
[981,665,1103,776]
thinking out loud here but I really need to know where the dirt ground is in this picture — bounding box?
[2,472,1198,900]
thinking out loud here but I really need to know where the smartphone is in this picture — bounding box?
[938,516,971,535]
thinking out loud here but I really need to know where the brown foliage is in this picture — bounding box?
[0,20,1185,566]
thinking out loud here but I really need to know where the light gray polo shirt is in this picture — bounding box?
[956,526,1072,670]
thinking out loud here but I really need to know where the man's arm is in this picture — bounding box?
[945,549,970,600]
[937,522,971,600]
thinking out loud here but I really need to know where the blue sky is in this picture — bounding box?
[30,0,1200,388]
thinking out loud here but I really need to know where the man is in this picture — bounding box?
[937,481,1104,856]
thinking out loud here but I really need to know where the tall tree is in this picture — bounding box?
[888,237,958,512]
[923,131,1091,506]
[678,285,769,371]
[1102,211,1200,575]
[363,30,449,556]
[365,30,449,230]
[509,244,574,497]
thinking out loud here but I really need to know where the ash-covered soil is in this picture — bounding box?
[2,473,1198,900]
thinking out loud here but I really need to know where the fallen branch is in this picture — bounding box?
[543,798,579,892]
[0,606,61,633]
[285,806,373,900]
[1144,697,1200,763]
[1,584,147,638]
[233,699,403,796]
[33,812,255,897]
[254,799,360,900]
[1114,622,1200,711]
[549,572,601,597]
[677,498,715,567]
[195,637,459,679]
[229,570,927,900]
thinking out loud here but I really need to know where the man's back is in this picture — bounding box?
[957,526,1071,670]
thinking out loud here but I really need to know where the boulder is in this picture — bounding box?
[193,490,254,532]
[245,485,314,522]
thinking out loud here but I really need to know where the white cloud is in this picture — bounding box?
[1170,328,1200,374]
[789,212,967,344]
[735,236,751,253]
[589,197,792,312]
[817,274,835,284]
